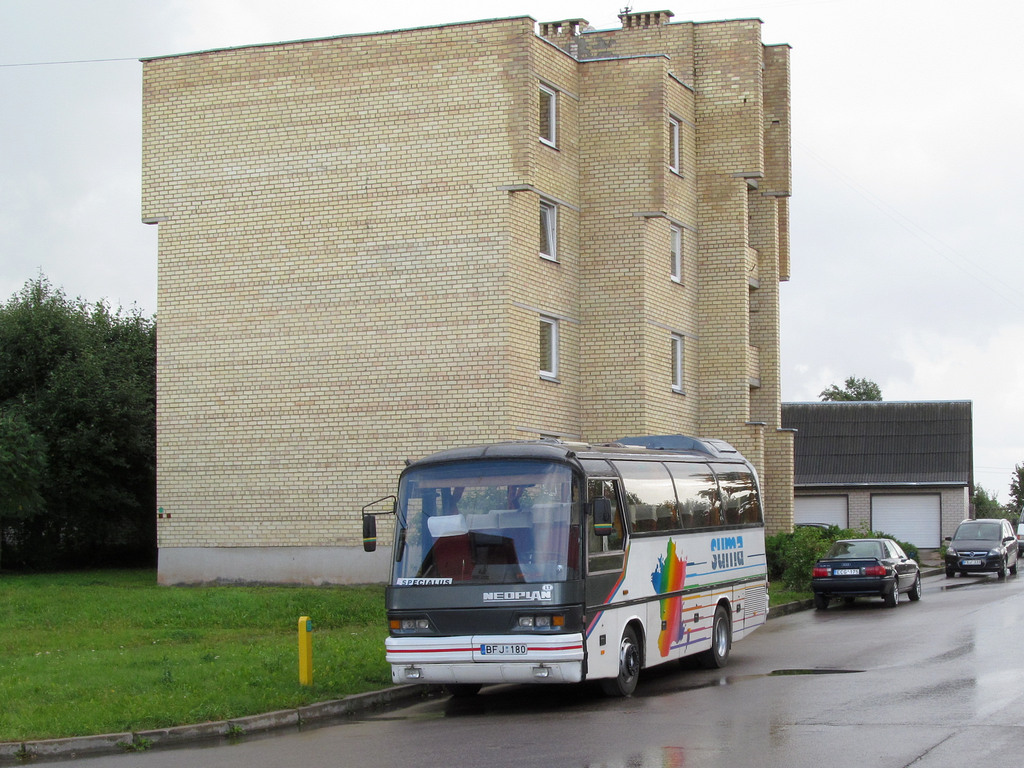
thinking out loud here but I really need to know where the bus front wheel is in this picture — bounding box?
[601,625,641,697]
[697,605,731,669]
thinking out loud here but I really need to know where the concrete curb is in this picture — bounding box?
[132,720,232,750]
[0,732,134,762]
[767,598,815,617]
[0,744,24,762]
[0,684,432,764]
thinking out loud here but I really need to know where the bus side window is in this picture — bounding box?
[666,463,717,530]
[737,471,762,524]
[710,466,763,526]
[588,479,624,553]
[613,461,678,534]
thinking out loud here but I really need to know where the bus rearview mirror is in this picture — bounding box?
[592,497,612,536]
[362,514,377,552]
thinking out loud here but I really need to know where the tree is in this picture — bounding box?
[1009,464,1024,519]
[973,485,1008,520]
[0,407,47,571]
[0,276,156,569]
[819,376,883,402]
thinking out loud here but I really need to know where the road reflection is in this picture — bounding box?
[938,571,1011,591]
[583,746,687,768]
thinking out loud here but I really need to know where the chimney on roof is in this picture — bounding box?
[538,18,591,57]
[618,9,675,29]
[539,18,590,38]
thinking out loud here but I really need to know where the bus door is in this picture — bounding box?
[586,478,626,608]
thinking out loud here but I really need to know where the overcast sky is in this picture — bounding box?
[2,0,1022,500]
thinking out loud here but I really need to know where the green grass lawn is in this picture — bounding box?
[0,571,391,742]
[0,570,805,742]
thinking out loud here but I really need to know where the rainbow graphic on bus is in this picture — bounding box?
[650,539,686,657]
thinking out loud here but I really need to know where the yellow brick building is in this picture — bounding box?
[141,9,793,585]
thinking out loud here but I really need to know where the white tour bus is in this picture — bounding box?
[361,435,768,696]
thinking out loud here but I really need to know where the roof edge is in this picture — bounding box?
[140,15,534,62]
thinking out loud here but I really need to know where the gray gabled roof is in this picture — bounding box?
[781,401,973,487]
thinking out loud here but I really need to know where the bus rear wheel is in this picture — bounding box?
[601,625,641,697]
[697,605,731,669]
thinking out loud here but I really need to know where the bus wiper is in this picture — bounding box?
[395,528,406,562]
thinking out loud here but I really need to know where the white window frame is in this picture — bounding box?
[671,333,684,393]
[540,199,558,262]
[540,84,557,147]
[668,116,680,173]
[670,225,682,283]
[540,316,559,380]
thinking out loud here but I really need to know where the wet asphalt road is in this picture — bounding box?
[57,571,1024,768]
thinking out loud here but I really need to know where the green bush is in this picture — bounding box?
[766,526,835,591]
[766,526,920,593]
[877,533,919,563]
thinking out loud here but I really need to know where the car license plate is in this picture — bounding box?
[834,568,860,576]
[480,644,528,655]
[961,559,983,566]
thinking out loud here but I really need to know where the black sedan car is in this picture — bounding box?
[811,538,922,610]
[944,518,1019,579]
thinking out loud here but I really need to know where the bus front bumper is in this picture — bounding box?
[386,633,585,685]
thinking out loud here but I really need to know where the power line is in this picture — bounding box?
[795,139,1021,310]
[0,57,137,68]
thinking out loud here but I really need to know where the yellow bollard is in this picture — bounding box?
[298,616,313,686]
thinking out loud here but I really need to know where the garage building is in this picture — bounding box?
[781,401,972,548]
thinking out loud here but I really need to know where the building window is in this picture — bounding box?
[671,334,684,392]
[540,84,557,146]
[540,316,559,380]
[670,225,682,283]
[668,116,680,173]
[540,199,558,261]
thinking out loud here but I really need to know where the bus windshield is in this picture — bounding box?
[393,459,579,585]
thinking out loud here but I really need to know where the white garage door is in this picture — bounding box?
[872,494,940,548]
[794,496,848,528]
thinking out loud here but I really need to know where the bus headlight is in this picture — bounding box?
[389,617,431,633]
[516,614,564,629]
